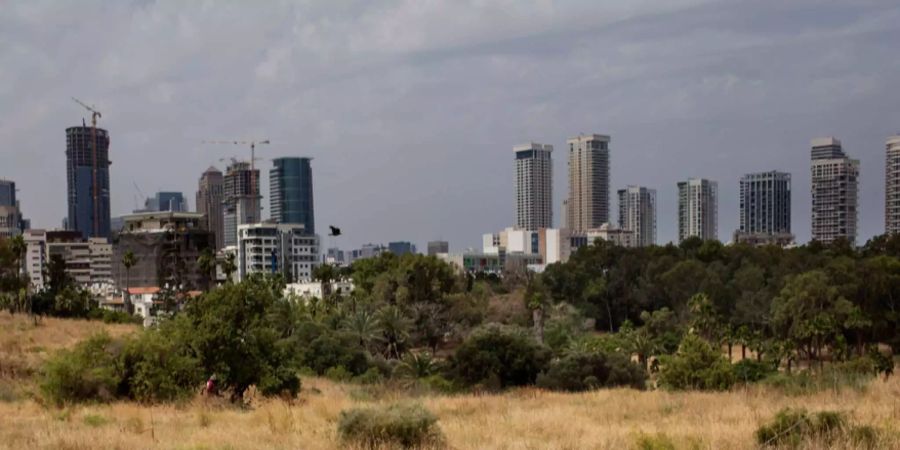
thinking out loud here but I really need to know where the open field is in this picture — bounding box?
[1,315,899,449]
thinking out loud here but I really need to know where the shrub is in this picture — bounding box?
[325,366,353,382]
[301,332,369,376]
[450,324,550,389]
[634,432,677,450]
[118,330,203,403]
[353,367,384,385]
[338,402,443,448]
[658,334,734,391]
[536,350,646,391]
[756,408,847,447]
[733,359,775,384]
[41,333,121,405]
[87,308,142,325]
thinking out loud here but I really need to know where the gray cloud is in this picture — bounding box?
[1,0,898,250]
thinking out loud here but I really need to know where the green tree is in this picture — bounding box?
[375,305,411,359]
[771,271,869,366]
[658,334,735,391]
[196,248,216,291]
[450,324,549,389]
[342,309,383,352]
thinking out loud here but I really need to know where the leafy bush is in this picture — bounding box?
[118,330,203,403]
[87,308,143,325]
[41,333,121,405]
[338,402,443,448]
[762,364,875,396]
[756,408,846,447]
[450,324,550,389]
[658,334,734,391]
[353,367,384,385]
[325,366,353,382]
[732,359,775,384]
[536,350,646,391]
[300,331,369,376]
[633,432,677,450]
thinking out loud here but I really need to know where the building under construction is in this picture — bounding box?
[66,125,111,239]
[222,161,261,248]
[111,211,214,291]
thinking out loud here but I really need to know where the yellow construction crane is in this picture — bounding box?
[202,139,270,217]
[72,97,103,237]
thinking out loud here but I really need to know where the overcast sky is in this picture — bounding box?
[2,0,899,251]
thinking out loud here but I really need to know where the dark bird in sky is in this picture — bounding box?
[328,225,342,237]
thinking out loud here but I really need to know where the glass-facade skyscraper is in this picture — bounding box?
[269,157,314,234]
[66,125,111,239]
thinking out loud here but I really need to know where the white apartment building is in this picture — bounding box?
[886,135,900,235]
[237,223,319,283]
[677,178,718,242]
[23,229,113,294]
[586,223,637,248]
[514,143,553,230]
[810,137,859,244]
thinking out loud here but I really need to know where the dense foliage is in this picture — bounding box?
[338,402,443,448]
[450,324,550,389]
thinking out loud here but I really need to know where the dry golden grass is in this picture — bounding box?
[1,315,898,449]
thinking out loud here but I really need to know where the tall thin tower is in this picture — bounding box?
[677,178,718,242]
[566,134,610,232]
[514,143,553,230]
[617,185,656,247]
[811,137,859,244]
[197,166,225,249]
[270,157,315,233]
[885,135,900,234]
[222,161,261,248]
[66,125,111,239]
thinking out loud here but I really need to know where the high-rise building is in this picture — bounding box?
[0,179,15,207]
[886,135,900,234]
[270,157,315,233]
[811,137,859,244]
[514,143,553,230]
[197,167,225,250]
[617,185,657,247]
[0,179,23,238]
[222,161,261,248]
[388,241,417,256]
[566,134,610,232]
[237,223,319,283]
[66,125,112,239]
[735,171,792,245]
[427,240,449,256]
[677,178,718,242]
[141,192,187,212]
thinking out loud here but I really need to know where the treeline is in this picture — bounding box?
[34,234,900,405]
[539,234,900,362]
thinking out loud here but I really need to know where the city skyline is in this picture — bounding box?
[3,2,900,251]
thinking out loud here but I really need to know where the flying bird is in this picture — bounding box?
[328,226,342,237]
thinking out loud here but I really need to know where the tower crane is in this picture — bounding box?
[202,139,270,218]
[72,97,103,237]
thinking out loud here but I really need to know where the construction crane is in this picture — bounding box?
[202,139,270,220]
[72,97,103,237]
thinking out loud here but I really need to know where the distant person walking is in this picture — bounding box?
[203,375,218,397]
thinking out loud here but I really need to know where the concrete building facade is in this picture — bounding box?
[886,136,900,234]
[196,167,225,250]
[236,223,319,283]
[427,240,449,256]
[617,186,657,247]
[388,241,417,255]
[223,161,261,248]
[677,178,718,242]
[23,229,112,293]
[810,137,859,244]
[111,211,215,291]
[270,157,315,233]
[66,126,112,239]
[566,134,610,233]
[514,143,553,230]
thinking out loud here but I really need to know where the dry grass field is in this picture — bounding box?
[1,314,898,449]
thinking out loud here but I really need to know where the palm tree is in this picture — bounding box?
[222,253,237,283]
[9,235,26,285]
[376,305,411,359]
[197,248,216,291]
[342,309,383,352]
[394,351,441,385]
[122,251,137,315]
